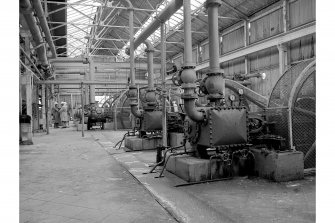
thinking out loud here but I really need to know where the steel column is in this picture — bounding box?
[45,85,49,134]
[81,83,85,137]
[161,23,167,148]
[89,59,96,104]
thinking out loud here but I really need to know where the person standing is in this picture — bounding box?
[51,102,61,128]
[60,102,68,128]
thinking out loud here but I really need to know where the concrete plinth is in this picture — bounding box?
[251,148,304,182]
[168,132,192,150]
[124,136,162,151]
[76,124,87,131]
[166,155,229,182]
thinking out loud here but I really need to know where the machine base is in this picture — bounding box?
[250,148,304,182]
[166,155,232,182]
[166,148,304,182]
[124,136,162,151]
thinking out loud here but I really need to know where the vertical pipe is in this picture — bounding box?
[183,0,193,66]
[147,49,154,89]
[161,23,167,148]
[180,0,204,122]
[45,85,49,134]
[129,9,135,85]
[81,83,84,137]
[208,1,220,72]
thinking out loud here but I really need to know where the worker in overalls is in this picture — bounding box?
[51,102,61,128]
[60,102,68,128]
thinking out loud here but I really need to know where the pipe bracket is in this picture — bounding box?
[206,0,222,8]
[206,71,224,77]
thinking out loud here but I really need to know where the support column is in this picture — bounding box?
[89,59,95,104]
[84,72,89,105]
[41,84,46,130]
[244,20,250,76]
[45,85,49,134]
[161,23,167,148]
[57,85,60,103]
[278,43,288,75]
[283,0,289,33]
[70,93,73,119]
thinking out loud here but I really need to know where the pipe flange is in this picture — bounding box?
[206,71,224,76]
[206,0,222,8]
[207,94,224,100]
[181,83,196,89]
[181,93,198,100]
[181,65,196,70]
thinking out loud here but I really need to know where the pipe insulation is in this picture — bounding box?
[133,0,183,50]
[20,0,48,66]
[31,0,57,59]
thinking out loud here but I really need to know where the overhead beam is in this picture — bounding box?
[195,22,315,71]
[36,80,149,85]
[220,0,248,20]
[41,1,155,11]
[52,61,171,70]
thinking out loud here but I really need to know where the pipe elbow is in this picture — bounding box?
[184,100,205,122]
[130,105,142,118]
[144,40,155,52]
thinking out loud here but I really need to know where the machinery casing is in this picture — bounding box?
[197,107,248,147]
[141,110,163,131]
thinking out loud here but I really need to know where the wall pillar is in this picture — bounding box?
[278,43,288,75]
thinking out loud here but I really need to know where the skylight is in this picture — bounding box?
[66,0,100,57]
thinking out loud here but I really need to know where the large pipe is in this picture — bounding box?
[180,0,205,122]
[208,0,220,72]
[203,0,225,102]
[54,69,86,74]
[143,40,156,108]
[20,0,48,66]
[31,0,57,58]
[144,40,155,90]
[121,0,135,85]
[133,0,183,50]
[50,58,88,64]
[122,1,141,119]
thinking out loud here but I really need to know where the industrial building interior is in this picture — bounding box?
[10,0,330,222]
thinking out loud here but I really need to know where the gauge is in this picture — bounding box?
[229,94,236,101]
[238,89,244,95]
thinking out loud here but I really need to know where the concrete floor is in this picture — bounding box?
[20,125,316,223]
[20,125,176,223]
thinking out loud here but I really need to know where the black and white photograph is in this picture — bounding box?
[2,0,332,222]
